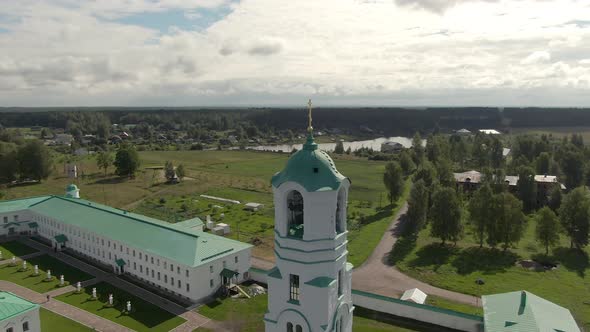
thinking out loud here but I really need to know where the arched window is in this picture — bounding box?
[287,322,294,332]
[335,188,345,234]
[296,325,303,332]
[287,191,304,238]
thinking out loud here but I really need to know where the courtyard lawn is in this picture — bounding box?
[0,241,38,258]
[0,254,93,293]
[394,218,590,329]
[197,294,268,332]
[40,308,93,332]
[55,281,185,332]
[425,296,483,316]
[197,293,459,332]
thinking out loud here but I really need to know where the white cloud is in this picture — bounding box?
[0,0,590,106]
[521,51,552,65]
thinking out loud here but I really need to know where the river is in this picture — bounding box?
[246,136,419,153]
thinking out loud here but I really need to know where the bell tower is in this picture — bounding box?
[264,100,353,332]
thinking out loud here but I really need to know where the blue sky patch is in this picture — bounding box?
[111,5,235,32]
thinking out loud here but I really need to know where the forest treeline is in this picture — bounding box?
[0,107,589,137]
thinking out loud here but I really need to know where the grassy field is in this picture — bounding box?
[0,149,399,264]
[40,308,93,332]
[510,126,590,142]
[0,241,38,258]
[197,294,268,331]
[0,255,93,293]
[55,281,185,332]
[196,292,466,332]
[394,214,590,329]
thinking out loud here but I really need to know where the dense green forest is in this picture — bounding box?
[1,107,590,138]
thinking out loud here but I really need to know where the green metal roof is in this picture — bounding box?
[54,234,68,243]
[482,291,580,332]
[0,291,38,322]
[220,268,239,278]
[171,217,204,231]
[66,184,78,191]
[0,196,51,214]
[28,222,38,228]
[304,276,335,288]
[271,134,348,192]
[12,195,252,268]
[267,267,282,279]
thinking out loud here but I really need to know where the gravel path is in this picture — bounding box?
[351,202,481,306]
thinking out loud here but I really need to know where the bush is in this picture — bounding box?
[159,198,166,204]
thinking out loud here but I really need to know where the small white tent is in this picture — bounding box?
[400,288,427,304]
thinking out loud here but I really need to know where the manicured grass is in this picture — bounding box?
[197,294,268,332]
[197,293,456,332]
[40,307,93,332]
[55,281,185,332]
[395,218,590,329]
[0,254,93,293]
[0,241,38,258]
[425,295,483,316]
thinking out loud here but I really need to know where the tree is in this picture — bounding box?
[96,151,113,176]
[17,140,52,181]
[490,137,504,168]
[559,187,590,249]
[535,207,560,255]
[383,161,404,204]
[435,158,454,187]
[516,166,537,212]
[547,184,562,212]
[164,161,175,181]
[114,145,140,178]
[535,152,552,175]
[495,193,526,251]
[413,161,437,189]
[559,149,585,190]
[334,141,344,154]
[411,132,424,165]
[399,150,416,176]
[176,164,185,181]
[469,184,494,247]
[407,179,429,233]
[430,187,462,245]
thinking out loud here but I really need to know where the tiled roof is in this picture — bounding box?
[0,195,251,267]
[482,291,580,332]
[0,291,38,322]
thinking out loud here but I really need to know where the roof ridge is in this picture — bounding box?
[43,196,203,239]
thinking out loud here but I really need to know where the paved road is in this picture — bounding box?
[351,203,480,306]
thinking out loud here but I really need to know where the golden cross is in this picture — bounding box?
[307,99,313,133]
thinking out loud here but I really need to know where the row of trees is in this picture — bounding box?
[0,140,52,183]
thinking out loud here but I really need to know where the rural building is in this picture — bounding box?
[400,288,427,304]
[479,129,501,135]
[454,171,565,202]
[265,126,354,331]
[244,202,264,211]
[54,134,73,146]
[0,291,41,332]
[482,290,579,332]
[0,186,252,303]
[455,129,472,136]
[381,141,405,153]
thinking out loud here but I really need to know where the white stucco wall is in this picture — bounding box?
[32,210,252,303]
[352,290,483,332]
[0,307,41,332]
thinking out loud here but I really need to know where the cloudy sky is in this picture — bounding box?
[1,0,590,107]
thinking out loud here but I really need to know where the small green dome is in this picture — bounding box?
[66,184,78,191]
[271,135,348,192]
